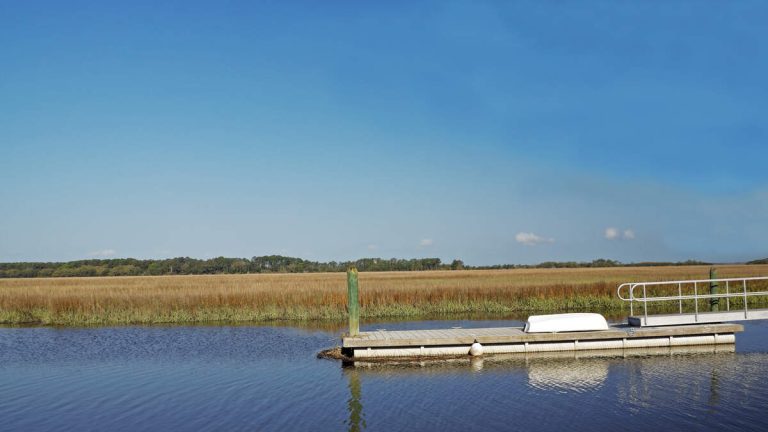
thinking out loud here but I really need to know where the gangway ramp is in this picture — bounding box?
[618,276,768,327]
[629,309,768,326]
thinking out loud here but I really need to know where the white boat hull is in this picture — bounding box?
[524,313,609,333]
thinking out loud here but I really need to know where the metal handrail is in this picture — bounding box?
[617,276,768,319]
[623,290,768,302]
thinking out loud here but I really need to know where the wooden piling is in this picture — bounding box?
[347,268,360,337]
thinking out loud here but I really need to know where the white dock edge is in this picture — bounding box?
[352,334,736,358]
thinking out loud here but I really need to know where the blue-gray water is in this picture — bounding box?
[2,319,768,431]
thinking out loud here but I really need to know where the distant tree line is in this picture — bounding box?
[0,256,723,279]
[0,256,447,278]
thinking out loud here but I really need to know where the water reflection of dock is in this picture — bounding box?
[346,344,735,372]
[340,345,737,431]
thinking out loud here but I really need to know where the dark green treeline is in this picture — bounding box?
[0,255,726,278]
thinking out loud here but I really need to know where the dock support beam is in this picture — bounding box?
[348,268,360,336]
[710,267,719,312]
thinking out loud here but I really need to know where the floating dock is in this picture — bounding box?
[341,323,743,359]
[336,271,763,360]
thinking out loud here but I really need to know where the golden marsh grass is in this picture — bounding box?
[1,264,767,325]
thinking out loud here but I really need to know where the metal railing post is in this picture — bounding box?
[725,280,730,311]
[743,279,749,319]
[694,282,698,322]
[643,284,648,325]
[709,267,719,312]
[678,282,683,314]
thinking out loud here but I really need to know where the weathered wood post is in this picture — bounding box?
[347,267,360,336]
[710,267,719,312]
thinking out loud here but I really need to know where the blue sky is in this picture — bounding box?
[1,1,767,265]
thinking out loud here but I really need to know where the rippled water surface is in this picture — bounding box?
[2,319,768,431]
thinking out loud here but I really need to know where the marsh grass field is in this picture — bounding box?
[1,264,768,325]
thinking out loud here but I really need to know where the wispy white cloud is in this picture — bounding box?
[604,227,619,240]
[88,249,116,257]
[419,238,434,247]
[515,232,554,246]
[605,227,635,240]
[367,244,378,251]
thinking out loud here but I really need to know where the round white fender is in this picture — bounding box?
[469,341,483,356]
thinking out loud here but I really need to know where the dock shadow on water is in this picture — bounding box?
[2,320,768,431]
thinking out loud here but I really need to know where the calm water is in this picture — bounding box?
[2,319,768,431]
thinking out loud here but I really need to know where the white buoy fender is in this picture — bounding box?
[469,342,483,356]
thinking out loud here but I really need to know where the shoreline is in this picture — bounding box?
[0,297,625,326]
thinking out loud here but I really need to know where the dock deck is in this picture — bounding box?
[342,323,743,358]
